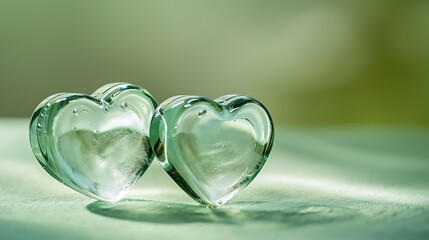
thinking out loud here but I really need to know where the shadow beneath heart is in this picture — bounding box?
[86,198,358,226]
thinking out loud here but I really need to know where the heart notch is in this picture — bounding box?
[150,95,274,207]
[29,83,158,202]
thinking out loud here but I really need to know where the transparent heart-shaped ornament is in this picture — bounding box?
[150,95,274,207]
[29,83,158,202]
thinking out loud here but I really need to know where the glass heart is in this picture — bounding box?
[150,95,274,207]
[29,83,157,202]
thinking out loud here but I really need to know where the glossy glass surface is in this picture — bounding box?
[150,95,274,206]
[29,83,157,202]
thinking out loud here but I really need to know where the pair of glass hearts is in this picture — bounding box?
[29,83,274,207]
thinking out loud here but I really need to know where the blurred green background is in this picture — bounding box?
[1,0,428,126]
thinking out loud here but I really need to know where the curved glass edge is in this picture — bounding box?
[150,94,275,207]
[216,94,275,177]
[29,82,158,202]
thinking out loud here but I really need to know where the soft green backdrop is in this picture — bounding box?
[1,0,429,126]
[1,2,429,238]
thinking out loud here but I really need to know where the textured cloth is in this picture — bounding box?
[1,119,428,239]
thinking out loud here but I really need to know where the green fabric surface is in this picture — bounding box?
[1,119,428,239]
